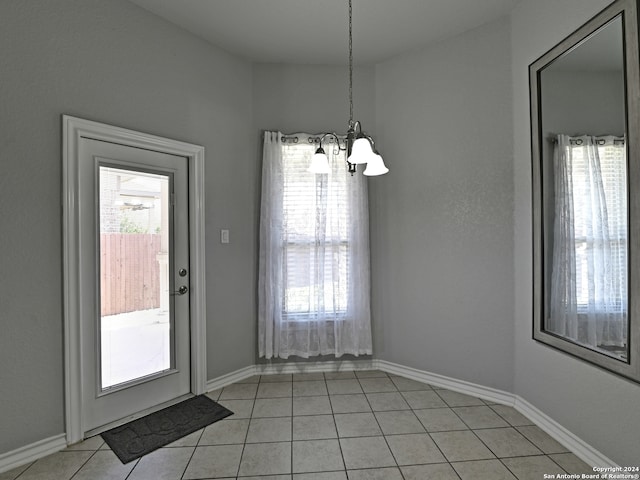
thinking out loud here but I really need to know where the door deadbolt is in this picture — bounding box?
[178,268,188,277]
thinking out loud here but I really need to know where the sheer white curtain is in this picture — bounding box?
[549,134,627,348]
[259,131,372,359]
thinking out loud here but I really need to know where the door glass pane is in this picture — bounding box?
[99,166,172,389]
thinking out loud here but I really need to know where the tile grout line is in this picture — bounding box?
[431,390,536,471]
[446,397,505,465]
[453,406,548,464]
[57,444,106,480]
[355,371,407,479]
[290,376,293,477]
[421,391,576,478]
[214,374,259,478]
[403,381,457,478]
[177,423,207,480]
[238,374,260,478]
[324,372,348,477]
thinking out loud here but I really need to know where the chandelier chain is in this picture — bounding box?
[348,0,353,125]
[306,0,386,175]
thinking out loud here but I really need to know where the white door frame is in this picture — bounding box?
[62,115,207,445]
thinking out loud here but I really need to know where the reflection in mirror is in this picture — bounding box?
[545,134,628,360]
[530,0,640,383]
[541,17,628,361]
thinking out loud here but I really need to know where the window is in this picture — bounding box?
[258,131,372,359]
[281,142,349,320]
[568,139,627,312]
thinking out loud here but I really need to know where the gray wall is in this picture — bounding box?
[512,0,640,465]
[371,18,515,392]
[252,64,375,136]
[0,0,255,453]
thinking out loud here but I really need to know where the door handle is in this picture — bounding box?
[172,285,188,295]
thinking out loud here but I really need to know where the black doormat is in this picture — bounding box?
[101,395,233,464]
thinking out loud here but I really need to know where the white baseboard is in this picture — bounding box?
[514,396,618,468]
[204,359,375,392]
[374,359,516,406]
[256,358,374,375]
[0,434,67,475]
[205,365,257,392]
[373,359,618,469]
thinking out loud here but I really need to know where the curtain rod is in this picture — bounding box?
[550,136,625,145]
[279,133,346,144]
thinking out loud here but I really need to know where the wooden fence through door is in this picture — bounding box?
[100,233,162,316]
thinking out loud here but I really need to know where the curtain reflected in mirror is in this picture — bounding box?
[547,135,628,360]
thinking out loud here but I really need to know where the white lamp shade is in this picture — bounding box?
[363,153,389,176]
[309,152,330,174]
[348,137,374,164]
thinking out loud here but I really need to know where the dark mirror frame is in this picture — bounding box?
[530,0,640,383]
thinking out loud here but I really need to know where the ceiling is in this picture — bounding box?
[128,0,521,65]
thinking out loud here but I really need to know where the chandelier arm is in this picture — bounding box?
[318,132,348,151]
[351,120,363,135]
[362,134,377,151]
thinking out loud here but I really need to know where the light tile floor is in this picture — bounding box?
[1,370,593,480]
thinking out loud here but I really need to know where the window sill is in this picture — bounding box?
[282,313,347,323]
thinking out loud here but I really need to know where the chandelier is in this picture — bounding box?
[308,0,389,176]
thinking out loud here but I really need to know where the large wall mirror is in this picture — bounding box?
[530,0,640,383]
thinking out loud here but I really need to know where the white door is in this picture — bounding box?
[78,138,191,434]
